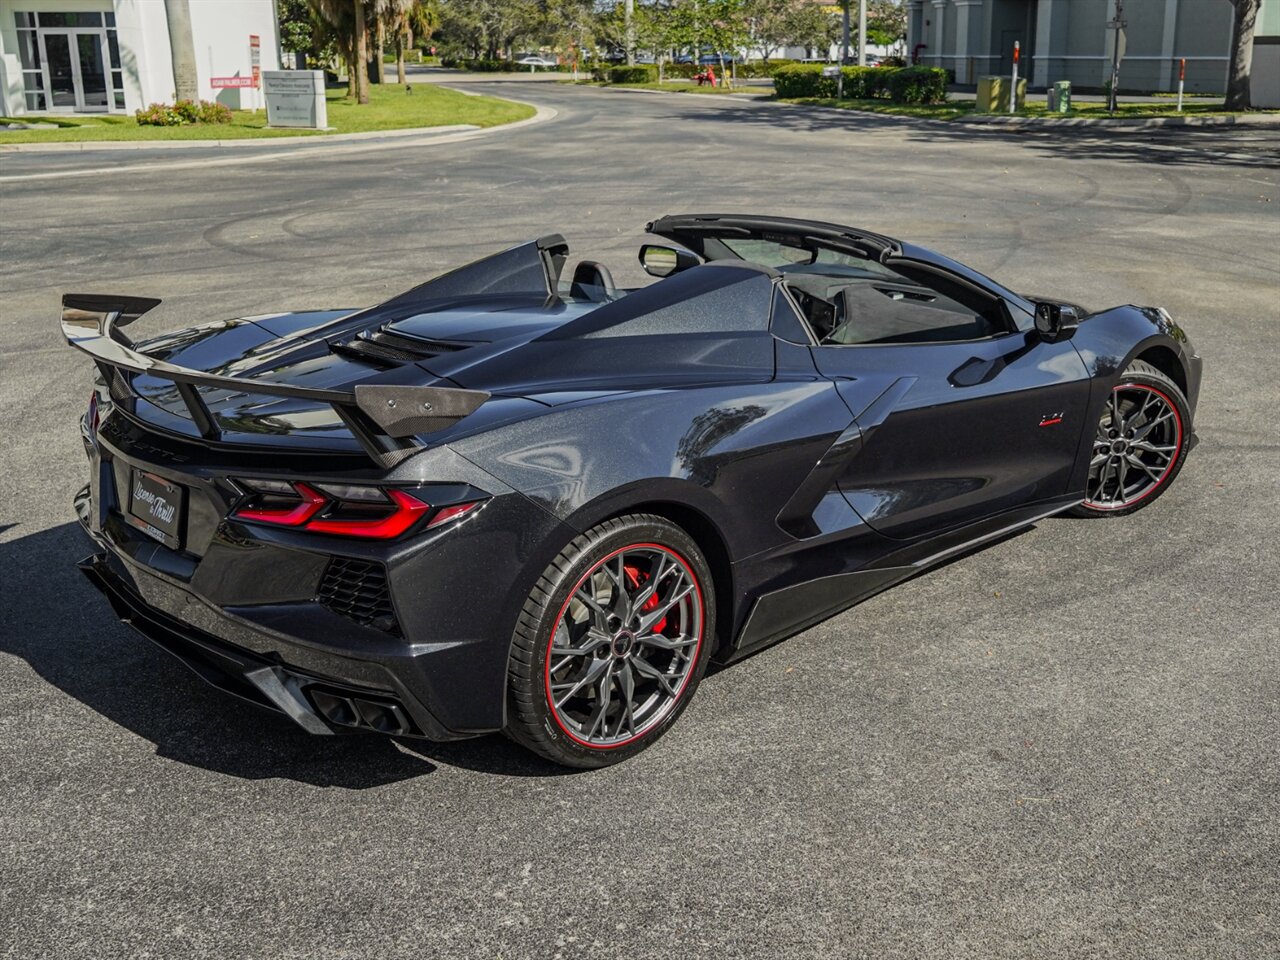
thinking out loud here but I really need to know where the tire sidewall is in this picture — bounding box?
[520,516,716,768]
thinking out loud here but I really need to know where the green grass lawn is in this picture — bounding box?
[0,83,534,144]
[780,96,1278,121]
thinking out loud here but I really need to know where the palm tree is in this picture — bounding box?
[312,0,370,103]
[163,0,199,101]
[1224,0,1261,110]
[373,0,425,86]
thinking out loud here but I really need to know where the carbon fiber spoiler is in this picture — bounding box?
[61,293,489,466]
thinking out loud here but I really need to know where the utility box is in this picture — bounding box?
[976,75,1027,113]
[1047,80,1072,113]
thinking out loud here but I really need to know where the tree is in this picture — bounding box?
[278,0,313,68]
[312,0,370,102]
[667,0,750,87]
[163,0,199,101]
[866,0,906,51]
[1224,0,1261,110]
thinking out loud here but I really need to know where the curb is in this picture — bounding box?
[0,123,481,153]
[954,111,1280,129]
[0,87,554,154]
[582,84,1280,130]
[0,100,555,180]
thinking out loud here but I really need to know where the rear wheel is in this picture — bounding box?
[1071,360,1191,517]
[505,515,715,768]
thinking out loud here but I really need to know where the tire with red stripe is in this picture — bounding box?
[1070,359,1192,518]
[505,514,715,768]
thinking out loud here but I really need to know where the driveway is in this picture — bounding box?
[1,81,1277,960]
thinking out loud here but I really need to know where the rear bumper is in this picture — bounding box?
[77,545,463,740]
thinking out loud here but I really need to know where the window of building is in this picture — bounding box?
[13,11,127,114]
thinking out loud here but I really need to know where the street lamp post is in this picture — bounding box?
[1108,0,1126,113]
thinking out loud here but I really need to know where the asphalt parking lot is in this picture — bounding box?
[1,81,1278,959]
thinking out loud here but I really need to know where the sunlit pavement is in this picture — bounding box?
[1,80,1277,960]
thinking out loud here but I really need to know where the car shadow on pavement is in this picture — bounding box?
[0,522,443,788]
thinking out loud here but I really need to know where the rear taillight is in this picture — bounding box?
[305,489,430,538]
[230,479,482,540]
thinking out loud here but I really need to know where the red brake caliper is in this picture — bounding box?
[624,564,667,634]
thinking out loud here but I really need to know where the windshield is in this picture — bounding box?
[719,237,898,281]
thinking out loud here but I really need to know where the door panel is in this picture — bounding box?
[44,34,77,109]
[813,331,1091,540]
[76,33,109,110]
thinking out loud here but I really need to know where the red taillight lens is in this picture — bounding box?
[425,500,482,529]
[233,482,327,526]
[305,489,430,539]
[231,481,448,540]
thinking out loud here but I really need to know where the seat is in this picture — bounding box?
[569,260,618,302]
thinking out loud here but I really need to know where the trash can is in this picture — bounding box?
[1047,80,1072,114]
[976,75,1027,113]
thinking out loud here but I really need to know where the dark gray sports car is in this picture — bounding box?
[66,214,1201,767]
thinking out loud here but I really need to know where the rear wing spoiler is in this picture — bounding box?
[61,294,489,466]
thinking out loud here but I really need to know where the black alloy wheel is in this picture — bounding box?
[1073,359,1191,517]
[506,515,715,768]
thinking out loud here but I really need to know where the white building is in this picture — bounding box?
[0,0,281,117]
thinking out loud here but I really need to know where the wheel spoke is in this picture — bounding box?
[631,656,682,697]
[584,664,616,738]
[630,553,673,610]
[552,655,612,709]
[1126,454,1164,483]
[616,663,637,738]
[1110,394,1126,432]
[1131,441,1175,458]
[637,580,694,634]
[1131,410,1173,442]
[637,632,699,652]
[550,626,610,662]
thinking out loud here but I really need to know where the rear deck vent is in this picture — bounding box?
[330,329,473,368]
[317,557,399,634]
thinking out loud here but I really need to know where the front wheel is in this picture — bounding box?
[1071,359,1191,517]
[505,514,715,768]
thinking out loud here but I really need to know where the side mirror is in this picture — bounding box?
[1034,301,1082,342]
[639,244,699,278]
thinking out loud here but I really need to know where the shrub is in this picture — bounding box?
[772,64,902,100]
[887,66,948,103]
[135,99,232,126]
[772,64,830,98]
[462,58,516,72]
[607,64,658,84]
[736,58,797,79]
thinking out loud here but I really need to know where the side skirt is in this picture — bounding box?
[725,496,1081,662]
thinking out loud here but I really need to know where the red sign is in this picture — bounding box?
[250,34,261,88]
[211,76,256,88]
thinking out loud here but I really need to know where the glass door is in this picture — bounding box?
[41,32,77,110]
[38,29,110,112]
[76,32,109,110]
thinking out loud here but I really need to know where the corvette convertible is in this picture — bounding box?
[65,214,1201,767]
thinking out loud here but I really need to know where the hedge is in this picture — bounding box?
[887,66,949,104]
[771,64,948,104]
[606,64,659,84]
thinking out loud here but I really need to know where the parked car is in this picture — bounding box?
[516,56,557,68]
[65,213,1201,768]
